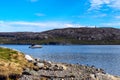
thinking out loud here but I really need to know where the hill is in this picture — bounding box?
[1,27,120,44]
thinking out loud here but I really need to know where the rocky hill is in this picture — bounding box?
[1,27,120,44]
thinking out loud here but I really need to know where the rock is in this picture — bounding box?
[51,64,67,71]
[22,68,38,76]
[61,65,67,70]
[44,61,52,67]
[46,61,52,66]
[29,70,38,76]
[57,64,67,70]
[25,55,34,62]
[35,58,40,62]
[22,68,31,75]
[33,62,37,66]
[52,65,59,70]
[19,75,33,80]
[33,66,39,71]
[47,61,52,64]
[22,70,38,75]
[36,63,44,68]
[22,71,31,75]
[90,74,96,80]
[24,68,30,72]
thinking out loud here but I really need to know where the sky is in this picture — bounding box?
[0,0,120,32]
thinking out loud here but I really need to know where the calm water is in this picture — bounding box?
[0,45,120,76]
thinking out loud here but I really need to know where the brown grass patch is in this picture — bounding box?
[0,47,34,80]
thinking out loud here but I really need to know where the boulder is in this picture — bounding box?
[25,55,34,62]
[51,64,67,71]
[61,65,67,70]
[57,64,67,70]
[33,66,39,71]
[44,61,52,67]
[36,63,44,68]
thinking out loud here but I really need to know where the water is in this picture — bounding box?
[0,45,120,76]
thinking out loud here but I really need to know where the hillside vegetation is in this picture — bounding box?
[1,27,120,44]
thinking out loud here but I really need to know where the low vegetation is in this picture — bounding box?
[0,47,33,80]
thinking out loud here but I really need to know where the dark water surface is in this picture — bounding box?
[1,45,120,76]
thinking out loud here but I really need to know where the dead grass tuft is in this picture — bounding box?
[0,47,34,80]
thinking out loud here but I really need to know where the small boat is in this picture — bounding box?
[29,44,42,48]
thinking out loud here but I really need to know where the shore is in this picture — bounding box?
[0,47,120,80]
[19,55,120,80]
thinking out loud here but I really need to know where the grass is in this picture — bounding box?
[0,48,17,60]
[0,47,34,80]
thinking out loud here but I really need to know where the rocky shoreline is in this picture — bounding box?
[19,55,120,80]
[0,47,120,80]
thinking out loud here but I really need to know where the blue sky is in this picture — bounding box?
[0,0,120,32]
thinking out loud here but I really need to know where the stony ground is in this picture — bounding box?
[19,59,120,80]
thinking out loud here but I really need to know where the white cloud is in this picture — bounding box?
[92,13,107,18]
[89,0,120,10]
[35,13,46,16]
[115,16,120,19]
[102,22,120,27]
[72,13,107,19]
[0,21,84,32]
[89,0,105,10]
[109,0,120,9]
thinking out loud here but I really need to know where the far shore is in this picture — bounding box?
[1,43,120,45]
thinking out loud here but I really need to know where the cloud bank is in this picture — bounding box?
[89,0,120,10]
[0,21,84,32]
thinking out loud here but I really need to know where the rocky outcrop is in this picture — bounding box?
[1,27,120,44]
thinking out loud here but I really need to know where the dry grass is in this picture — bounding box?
[0,47,34,80]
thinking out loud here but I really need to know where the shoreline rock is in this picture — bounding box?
[25,55,34,62]
[21,55,120,80]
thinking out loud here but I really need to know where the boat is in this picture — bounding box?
[29,44,42,48]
